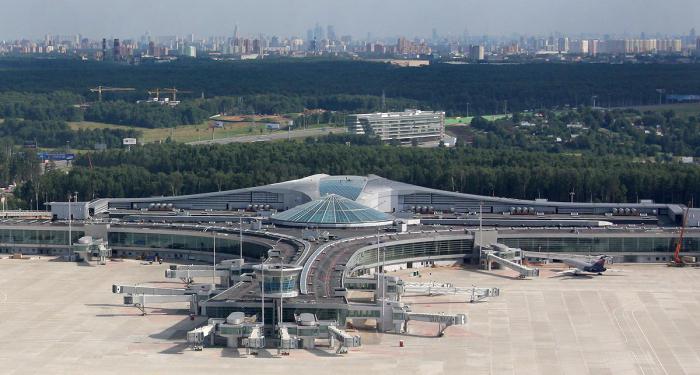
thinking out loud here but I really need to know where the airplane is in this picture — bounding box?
[556,255,614,276]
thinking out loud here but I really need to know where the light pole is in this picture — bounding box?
[381,246,386,309]
[479,201,483,250]
[203,226,217,285]
[261,256,266,327]
[239,216,244,281]
[279,259,284,326]
[376,227,380,276]
[67,192,75,255]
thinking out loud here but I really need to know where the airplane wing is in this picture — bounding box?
[604,268,627,273]
[555,268,580,276]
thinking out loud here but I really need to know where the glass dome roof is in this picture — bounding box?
[270,194,394,228]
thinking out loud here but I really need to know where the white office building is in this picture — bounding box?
[346,110,445,144]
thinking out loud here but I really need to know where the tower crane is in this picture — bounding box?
[147,87,192,102]
[89,86,136,102]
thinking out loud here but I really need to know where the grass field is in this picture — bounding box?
[445,114,509,125]
[68,121,281,143]
[624,102,700,117]
[68,121,341,144]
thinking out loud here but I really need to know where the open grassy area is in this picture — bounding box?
[68,121,131,131]
[624,102,700,117]
[445,114,509,125]
[68,120,342,144]
[68,121,283,143]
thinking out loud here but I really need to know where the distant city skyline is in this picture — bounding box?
[0,0,698,40]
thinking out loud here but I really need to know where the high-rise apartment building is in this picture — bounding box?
[113,38,120,60]
[469,45,485,61]
[557,37,569,52]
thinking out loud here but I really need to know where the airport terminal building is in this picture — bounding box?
[0,173,697,265]
[3,173,700,348]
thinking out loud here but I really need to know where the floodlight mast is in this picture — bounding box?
[203,226,217,285]
[261,256,266,328]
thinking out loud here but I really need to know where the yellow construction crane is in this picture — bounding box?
[89,86,136,102]
[146,87,192,102]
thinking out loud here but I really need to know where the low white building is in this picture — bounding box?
[346,110,445,144]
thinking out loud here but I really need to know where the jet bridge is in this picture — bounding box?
[401,282,500,303]
[278,326,296,355]
[184,312,361,355]
[187,322,217,351]
[327,325,361,354]
[400,312,467,336]
[112,283,214,315]
[165,259,244,286]
[481,244,539,278]
[242,326,266,355]
[345,275,501,303]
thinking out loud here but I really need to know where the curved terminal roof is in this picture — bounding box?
[319,176,367,200]
[270,194,394,228]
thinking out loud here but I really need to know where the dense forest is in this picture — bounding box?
[0,119,141,149]
[0,140,40,187]
[3,58,700,210]
[0,90,418,129]
[15,140,700,209]
[460,108,700,157]
[1,58,699,115]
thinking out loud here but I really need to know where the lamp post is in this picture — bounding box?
[68,193,73,255]
[239,216,244,280]
[376,227,380,276]
[261,256,266,327]
[203,226,217,285]
[381,246,386,312]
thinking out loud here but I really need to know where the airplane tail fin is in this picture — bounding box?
[592,256,607,272]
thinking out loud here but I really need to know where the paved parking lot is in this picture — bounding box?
[1,257,699,374]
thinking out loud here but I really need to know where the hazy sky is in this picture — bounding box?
[1,0,698,40]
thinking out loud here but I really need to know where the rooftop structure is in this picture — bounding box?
[270,194,394,228]
[346,110,445,144]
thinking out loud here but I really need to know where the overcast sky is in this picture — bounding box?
[1,0,698,40]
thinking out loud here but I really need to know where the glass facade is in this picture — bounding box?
[348,239,473,270]
[319,177,366,200]
[262,275,298,294]
[107,231,269,258]
[500,236,700,253]
[0,228,83,246]
[272,194,393,226]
